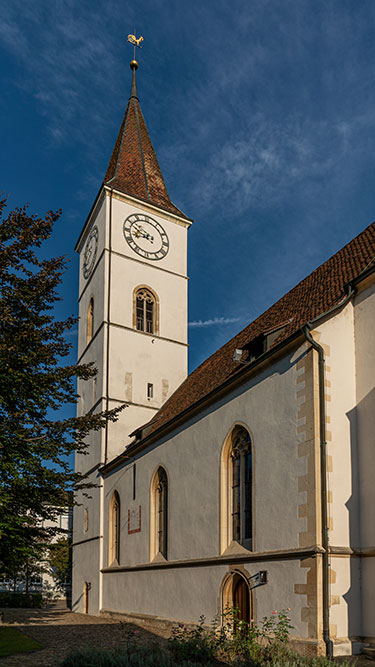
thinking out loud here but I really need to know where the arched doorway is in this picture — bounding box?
[222,571,252,629]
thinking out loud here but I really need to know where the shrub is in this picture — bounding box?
[0,592,43,608]
[60,642,205,666]
[167,616,217,665]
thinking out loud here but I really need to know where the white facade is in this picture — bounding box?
[73,185,190,617]
[72,71,375,657]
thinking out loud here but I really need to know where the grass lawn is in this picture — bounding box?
[0,626,43,657]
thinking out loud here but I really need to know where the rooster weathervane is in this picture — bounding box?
[127,33,144,61]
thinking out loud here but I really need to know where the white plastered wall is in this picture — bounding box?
[101,344,316,639]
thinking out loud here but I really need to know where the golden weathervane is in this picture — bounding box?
[127,33,144,63]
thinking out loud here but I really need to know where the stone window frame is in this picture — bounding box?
[219,423,254,554]
[108,490,121,565]
[149,465,169,562]
[132,285,160,336]
[84,508,89,533]
[86,297,94,345]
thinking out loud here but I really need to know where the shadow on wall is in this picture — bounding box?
[345,385,375,642]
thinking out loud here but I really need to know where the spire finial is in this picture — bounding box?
[127,33,143,99]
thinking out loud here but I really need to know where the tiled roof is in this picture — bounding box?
[143,221,375,439]
[104,68,188,220]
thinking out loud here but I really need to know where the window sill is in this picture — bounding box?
[151,551,167,564]
[221,540,253,557]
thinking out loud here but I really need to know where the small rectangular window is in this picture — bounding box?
[147,383,153,399]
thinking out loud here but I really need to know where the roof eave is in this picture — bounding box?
[101,265,375,476]
[100,327,304,476]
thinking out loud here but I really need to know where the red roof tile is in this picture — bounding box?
[104,69,188,220]
[143,221,375,438]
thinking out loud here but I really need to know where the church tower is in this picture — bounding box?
[76,58,191,464]
[73,58,191,613]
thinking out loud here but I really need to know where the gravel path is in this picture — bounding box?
[0,602,167,666]
[0,602,373,666]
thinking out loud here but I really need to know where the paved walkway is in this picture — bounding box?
[0,602,167,666]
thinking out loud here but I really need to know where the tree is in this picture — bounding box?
[48,537,71,592]
[0,198,123,572]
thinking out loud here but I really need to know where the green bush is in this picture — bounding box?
[0,592,43,608]
[59,643,205,666]
[168,616,218,665]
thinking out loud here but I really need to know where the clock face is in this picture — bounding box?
[123,213,169,261]
[83,226,98,279]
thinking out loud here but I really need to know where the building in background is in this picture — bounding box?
[0,508,72,600]
[72,58,375,656]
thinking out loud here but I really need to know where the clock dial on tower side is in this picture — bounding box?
[123,213,169,260]
[83,226,99,279]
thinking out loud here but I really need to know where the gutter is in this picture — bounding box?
[301,284,355,659]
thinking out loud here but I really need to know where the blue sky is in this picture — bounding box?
[1,0,375,378]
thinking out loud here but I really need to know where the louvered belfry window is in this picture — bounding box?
[231,427,252,543]
[136,288,155,334]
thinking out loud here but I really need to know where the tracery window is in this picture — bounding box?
[230,427,252,543]
[134,288,156,334]
[156,467,168,558]
[220,425,253,553]
[109,491,120,565]
[150,466,168,560]
[86,298,94,344]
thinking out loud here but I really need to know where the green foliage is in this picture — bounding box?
[48,537,71,589]
[0,592,43,608]
[0,627,42,657]
[0,198,124,572]
[60,638,203,666]
[59,618,350,667]
[168,616,218,664]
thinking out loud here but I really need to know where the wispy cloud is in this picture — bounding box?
[189,317,241,328]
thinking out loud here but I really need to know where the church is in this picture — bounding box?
[72,56,375,657]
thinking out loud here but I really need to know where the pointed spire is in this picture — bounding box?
[130,59,138,99]
[103,60,188,219]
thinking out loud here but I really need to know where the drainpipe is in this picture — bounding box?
[301,285,354,659]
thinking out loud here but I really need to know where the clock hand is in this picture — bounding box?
[133,224,154,242]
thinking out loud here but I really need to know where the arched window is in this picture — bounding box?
[150,466,168,560]
[220,425,253,552]
[86,298,94,344]
[108,491,120,565]
[231,427,252,543]
[84,508,88,533]
[133,287,158,335]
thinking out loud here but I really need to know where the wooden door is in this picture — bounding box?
[83,582,89,614]
[233,576,250,625]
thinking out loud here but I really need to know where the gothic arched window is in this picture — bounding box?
[220,425,253,552]
[150,467,168,560]
[134,287,158,335]
[86,298,94,345]
[231,427,252,543]
[109,491,120,565]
